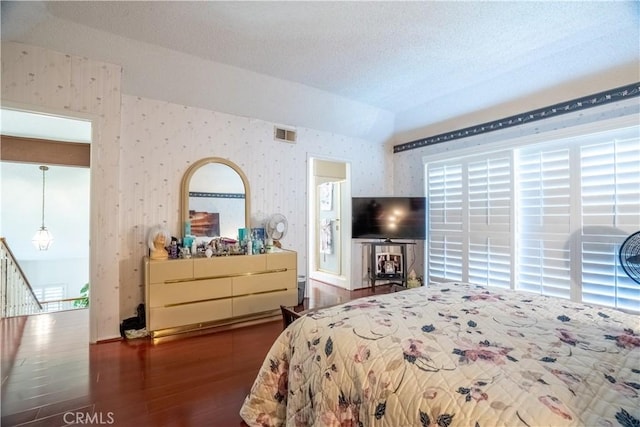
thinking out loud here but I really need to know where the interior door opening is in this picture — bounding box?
[308,157,351,290]
[1,108,91,316]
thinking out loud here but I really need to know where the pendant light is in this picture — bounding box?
[32,165,54,250]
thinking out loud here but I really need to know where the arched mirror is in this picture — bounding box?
[180,157,250,240]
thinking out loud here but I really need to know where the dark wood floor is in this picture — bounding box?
[1,280,394,427]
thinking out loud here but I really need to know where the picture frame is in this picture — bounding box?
[389,254,403,274]
[189,210,220,237]
[375,252,403,276]
[251,227,266,243]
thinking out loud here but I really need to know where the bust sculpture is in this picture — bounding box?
[147,225,171,260]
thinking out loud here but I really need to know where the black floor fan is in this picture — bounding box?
[619,231,640,285]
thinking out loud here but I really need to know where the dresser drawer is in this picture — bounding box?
[266,251,296,270]
[149,278,232,307]
[232,288,297,317]
[232,270,296,296]
[193,254,267,277]
[148,258,193,283]
[149,299,232,331]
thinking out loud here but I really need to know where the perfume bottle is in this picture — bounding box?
[246,236,253,255]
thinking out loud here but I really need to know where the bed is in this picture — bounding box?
[240,282,639,427]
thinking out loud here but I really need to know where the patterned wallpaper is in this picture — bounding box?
[117,96,390,318]
[2,42,390,338]
[1,42,122,342]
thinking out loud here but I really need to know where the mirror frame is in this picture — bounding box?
[180,157,251,237]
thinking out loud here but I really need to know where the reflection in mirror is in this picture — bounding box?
[181,158,250,240]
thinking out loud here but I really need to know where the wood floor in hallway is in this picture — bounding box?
[1,280,395,427]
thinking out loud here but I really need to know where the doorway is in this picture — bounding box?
[308,157,351,289]
[0,108,91,314]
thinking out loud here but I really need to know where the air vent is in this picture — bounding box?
[274,126,297,143]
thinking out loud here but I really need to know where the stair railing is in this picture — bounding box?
[0,237,43,318]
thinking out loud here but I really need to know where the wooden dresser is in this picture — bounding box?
[144,249,297,338]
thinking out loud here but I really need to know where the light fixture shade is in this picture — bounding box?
[32,227,54,251]
[34,165,54,251]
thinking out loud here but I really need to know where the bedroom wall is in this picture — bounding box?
[393,63,640,146]
[1,42,122,342]
[393,95,640,189]
[3,13,395,145]
[118,96,389,317]
[1,42,391,334]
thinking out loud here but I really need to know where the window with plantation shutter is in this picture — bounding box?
[425,123,640,312]
[468,157,512,289]
[579,134,640,311]
[427,153,513,289]
[427,163,463,281]
[516,147,572,299]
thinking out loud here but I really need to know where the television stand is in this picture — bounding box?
[362,241,413,292]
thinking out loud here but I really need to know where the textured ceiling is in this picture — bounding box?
[2,1,639,140]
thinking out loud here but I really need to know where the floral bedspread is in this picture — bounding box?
[240,283,640,427]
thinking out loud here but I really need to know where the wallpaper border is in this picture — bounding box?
[393,82,640,154]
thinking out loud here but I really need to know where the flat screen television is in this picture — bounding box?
[351,196,426,241]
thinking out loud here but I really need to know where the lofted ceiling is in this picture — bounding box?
[1,1,639,142]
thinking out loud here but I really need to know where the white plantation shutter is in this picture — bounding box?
[425,123,640,311]
[429,234,464,280]
[468,235,511,288]
[467,157,512,288]
[427,153,513,288]
[516,147,572,299]
[580,134,640,311]
[428,164,463,281]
